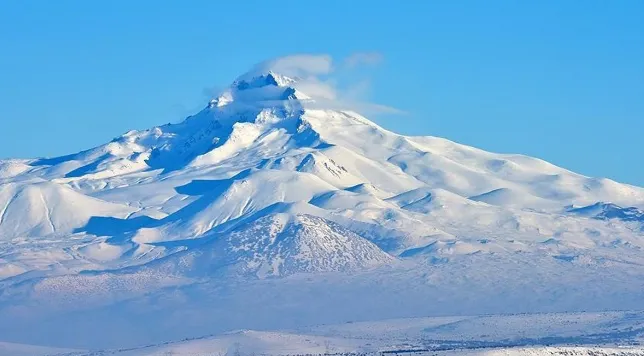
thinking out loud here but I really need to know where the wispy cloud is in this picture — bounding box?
[223,52,403,116]
[243,54,334,79]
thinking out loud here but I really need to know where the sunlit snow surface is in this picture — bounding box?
[9,311,644,355]
[0,69,643,352]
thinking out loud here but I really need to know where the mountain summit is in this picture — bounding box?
[1,60,643,348]
[1,64,643,265]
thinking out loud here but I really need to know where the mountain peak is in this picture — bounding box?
[232,71,297,90]
[3,56,644,351]
[208,71,306,109]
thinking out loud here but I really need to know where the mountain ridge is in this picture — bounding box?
[0,63,643,349]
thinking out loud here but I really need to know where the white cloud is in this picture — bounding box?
[294,78,337,100]
[228,53,402,116]
[242,54,333,80]
[300,99,406,116]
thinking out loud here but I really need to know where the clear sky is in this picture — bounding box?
[1,1,642,186]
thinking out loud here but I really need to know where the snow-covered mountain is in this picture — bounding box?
[1,64,643,351]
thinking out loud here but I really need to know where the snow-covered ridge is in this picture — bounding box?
[25,311,644,356]
[2,63,643,269]
[1,65,643,274]
[0,61,643,352]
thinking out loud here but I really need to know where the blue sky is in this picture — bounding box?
[1,1,642,186]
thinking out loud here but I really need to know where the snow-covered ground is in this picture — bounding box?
[0,58,643,352]
[0,341,82,356]
[10,311,642,356]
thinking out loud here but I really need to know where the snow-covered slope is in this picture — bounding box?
[0,181,135,239]
[142,213,393,278]
[48,311,644,356]
[0,62,643,351]
[0,341,82,356]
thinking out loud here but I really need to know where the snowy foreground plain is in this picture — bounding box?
[1,60,643,354]
[2,311,644,355]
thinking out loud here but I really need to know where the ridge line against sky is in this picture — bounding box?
[0,0,642,186]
